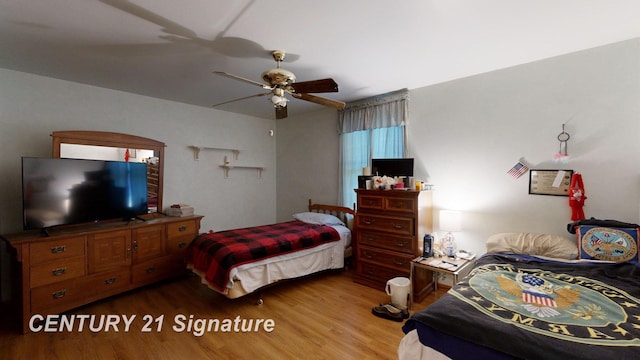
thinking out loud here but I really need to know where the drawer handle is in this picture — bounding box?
[363,252,375,259]
[392,223,405,230]
[365,236,376,242]
[104,277,116,285]
[394,240,408,247]
[363,219,374,225]
[146,267,155,274]
[133,241,138,250]
[51,267,67,276]
[178,242,187,248]
[51,245,66,254]
[178,226,187,232]
[52,290,67,299]
[392,258,406,266]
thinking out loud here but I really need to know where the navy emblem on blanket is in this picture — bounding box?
[450,262,640,346]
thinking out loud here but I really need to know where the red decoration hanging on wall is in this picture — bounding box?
[569,172,586,221]
[124,148,130,162]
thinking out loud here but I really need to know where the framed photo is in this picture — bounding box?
[528,169,573,196]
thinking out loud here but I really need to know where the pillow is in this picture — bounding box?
[292,212,345,226]
[486,233,579,260]
[575,226,639,263]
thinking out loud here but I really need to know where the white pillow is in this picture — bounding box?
[292,212,345,226]
[486,232,579,260]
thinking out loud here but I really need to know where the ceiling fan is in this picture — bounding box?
[213,50,345,119]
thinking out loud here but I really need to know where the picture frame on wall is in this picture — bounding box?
[528,169,574,196]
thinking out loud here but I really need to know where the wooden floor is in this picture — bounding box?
[0,268,447,360]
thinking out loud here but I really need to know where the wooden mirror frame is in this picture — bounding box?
[51,130,165,214]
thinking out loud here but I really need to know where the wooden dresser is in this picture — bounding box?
[1,214,202,333]
[354,189,434,302]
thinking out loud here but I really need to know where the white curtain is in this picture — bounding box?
[338,89,408,207]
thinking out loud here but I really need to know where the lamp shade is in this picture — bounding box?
[439,210,462,232]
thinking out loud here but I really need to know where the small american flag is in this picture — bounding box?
[507,161,528,179]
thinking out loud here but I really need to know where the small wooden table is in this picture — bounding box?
[409,256,475,308]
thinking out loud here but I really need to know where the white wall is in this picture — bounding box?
[0,69,278,234]
[0,69,277,300]
[276,108,342,221]
[279,38,640,258]
[408,38,640,257]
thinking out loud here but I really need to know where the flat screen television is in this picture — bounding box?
[371,158,414,177]
[22,157,148,231]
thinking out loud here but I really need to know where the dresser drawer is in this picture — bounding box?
[132,256,180,286]
[357,246,414,271]
[166,235,192,256]
[356,214,413,236]
[167,219,198,239]
[357,230,416,254]
[357,195,385,210]
[385,197,415,213]
[31,268,130,313]
[30,236,85,264]
[30,256,86,288]
[356,262,409,284]
[84,268,131,299]
[32,278,84,313]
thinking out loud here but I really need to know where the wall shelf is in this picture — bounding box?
[220,164,264,179]
[191,149,264,179]
[189,145,239,161]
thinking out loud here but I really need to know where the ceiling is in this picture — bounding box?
[2,1,640,120]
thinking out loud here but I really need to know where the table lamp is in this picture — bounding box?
[439,210,462,257]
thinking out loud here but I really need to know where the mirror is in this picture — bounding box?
[51,130,165,214]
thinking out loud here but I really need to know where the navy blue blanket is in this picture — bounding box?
[403,254,640,359]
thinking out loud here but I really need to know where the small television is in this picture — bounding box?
[371,158,414,177]
[22,157,148,231]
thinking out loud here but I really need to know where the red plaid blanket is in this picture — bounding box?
[186,220,341,291]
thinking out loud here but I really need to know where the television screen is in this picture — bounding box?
[22,157,148,230]
[371,158,414,177]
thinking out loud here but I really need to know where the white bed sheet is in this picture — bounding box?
[195,224,351,298]
[398,329,452,360]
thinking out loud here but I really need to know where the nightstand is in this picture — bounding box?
[409,256,475,308]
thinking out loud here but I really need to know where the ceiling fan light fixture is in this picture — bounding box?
[262,68,296,86]
[212,50,343,119]
[271,95,289,107]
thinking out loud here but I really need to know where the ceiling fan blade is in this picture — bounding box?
[275,105,288,119]
[213,71,271,89]
[293,93,346,110]
[212,92,271,107]
[290,78,339,93]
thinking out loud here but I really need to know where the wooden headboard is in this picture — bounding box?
[308,199,356,229]
[308,199,357,260]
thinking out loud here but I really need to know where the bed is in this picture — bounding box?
[186,200,356,301]
[399,225,640,360]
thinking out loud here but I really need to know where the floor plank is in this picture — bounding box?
[0,268,447,360]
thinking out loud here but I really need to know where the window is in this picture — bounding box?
[338,89,408,207]
[340,127,405,207]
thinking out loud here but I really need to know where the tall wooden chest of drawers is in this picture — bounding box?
[354,189,434,302]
